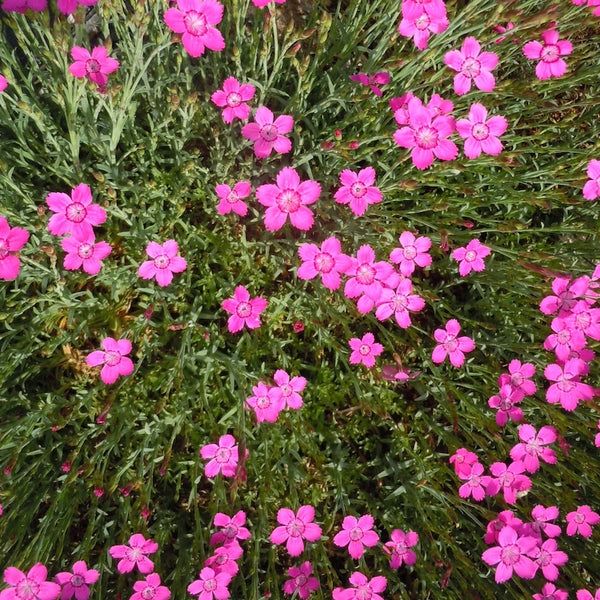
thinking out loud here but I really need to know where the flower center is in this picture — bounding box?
[541,44,559,62]
[296,575,308,587]
[359,344,371,356]
[557,330,571,344]
[71,575,84,588]
[223,524,237,539]
[0,238,8,260]
[574,513,585,524]
[575,312,591,330]
[392,295,408,311]
[472,123,489,141]
[502,471,515,485]
[557,377,575,392]
[525,442,540,456]
[260,124,278,142]
[403,245,417,259]
[444,337,458,352]
[78,243,93,259]
[66,202,87,223]
[315,252,334,273]
[256,394,271,409]
[127,548,142,562]
[415,126,439,150]
[462,57,481,77]
[280,384,292,397]
[226,191,239,204]
[349,527,364,541]
[16,581,39,600]
[351,182,367,198]
[86,59,101,74]
[141,587,155,600]
[500,544,520,565]
[215,447,231,463]
[226,91,241,107]
[104,351,121,367]
[356,585,373,600]
[286,518,306,537]
[356,263,376,285]
[203,579,217,592]
[153,254,170,269]
[465,250,477,262]
[510,373,524,387]
[236,302,252,318]
[184,11,208,36]
[415,13,431,30]
[276,190,301,213]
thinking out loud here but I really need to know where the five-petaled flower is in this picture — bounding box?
[332,572,387,600]
[383,529,419,569]
[451,238,492,276]
[431,319,475,367]
[348,333,384,368]
[481,526,538,583]
[221,285,268,333]
[62,233,112,276]
[216,182,252,216]
[444,37,498,95]
[297,236,351,291]
[55,561,99,600]
[522,29,573,80]
[210,511,251,546]
[69,46,119,88]
[334,167,383,217]
[583,159,600,200]
[211,77,255,123]
[242,107,294,159]
[138,240,187,287]
[389,231,432,276]
[270,506,322,557]
[187,567,231,600]
[0,216,29,281]
[200,434,240,478]
[456,104,508,159]
[130,574,171,600]
[349,72,390,97]
[86,337,134,385]
[0,564,61,600]
[283,561,319,599]
[109,534,158,574]
[566,505,600,537]
[333,514,379,559]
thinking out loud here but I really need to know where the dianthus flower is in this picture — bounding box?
[334,167,382,217]
[534,583,568,600]
[596,419,600,448]
[55,561,99,600]
[109,534,158,574]
[394,97,457,170]
[488,461,531,505]
[297,237,351,291]
[375,279,425,328]
[256,167,320,231]
[389,231,432,276]
[540,275,592,316]
[531,539,568,581]
[1,0,46,13]
[458,462,492,501]
[544,317,587,361]
[271,369,306,410]
[211,77,255,123]
[449,448,478,477]
[332,572,386,600]
[498,360,536,397]
[242,107,293,159]
[164,0,225,58]
[210,511,251,546]
[427,93,454,116]
[138,240,187,287]
[61,233,111,276]
[488,384,523,427]
[215,182,251,216]
[46,184,106,239]
[444,37,498,95]
[221,285,268,333]
[493,22,516,44]
[56,0,97,15]
[583,159,600,200]
[523,505,562,540]
[523,29,573,80]
[69,46,119,88]
[200,434,240,478]
[398,2,448,51]
[481,526,538,583]
[187,568,231,600]
[544,359,594,411]
[484,510,523,545]
[0,75,6,92]
[431,319,474,367]
[0,217,29,281]
[510,424,557,473]
[283,562,319,599]
[0,564,61,600]
[130,574,171,600]
[204,543,243,577]
[451,238,491,276]
[348,333,384,368]
[383,529,418,568]
[566,300,600,340]
[349,72,390,97]
[566,505,600,537]
[246,382,284,423]
[456,104,507,159]
[577,590,600,600]
[333,514,379,559]
[86,337,134,385]
[270,506,322,557]
[390,92,414,125]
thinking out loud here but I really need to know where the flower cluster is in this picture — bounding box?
[246,369,307,423]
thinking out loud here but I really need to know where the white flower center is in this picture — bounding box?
[66,202,87,223]
[184,11,208,36]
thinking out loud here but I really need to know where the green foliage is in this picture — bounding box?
[1,0,600,598]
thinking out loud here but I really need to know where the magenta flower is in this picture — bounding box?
[0,216,29,281]
[332,572,386,600]
[485,511,523,545]
[348,333,384,368]
[449,448,478,478]
[431,319,475,367]
[540,275,591,316]
[204,543,243,578]
[525,505,562,539]
[583,159,600,200]
[252,0,286,6]
[282,562,319,599]
[488,461,531,505]
[389,231,432,276]
[0,75,6,92]
[427,93,454,117]
[211,77,255,123]
[390,92,414,125]
[523,29,573,80]
[55,561,99,600]
[444,37,498,95]
[458,462,493,501]
[210,511,251,546]
[510,424,557,473]
[343,245,396,307]
[270,506,322,556]
[164,0,225,58]
[69,46,119,88]
[109,534,158,574]
[394,97,458,170]
[256,167,320,231]
[297,237,351,291]
[246,382,284,423]
[578,590,600,600]
[241,107,293,159]
[349,72,390,97]
[187,568,231,600]
[271,369,306,410]
[221,285,268,333]
[456,103,508,159]
[498,360,536,397]
[333,514,379,559]
[200,434,240,478]
[488,384,523,427]
[531,539,568,581]
[86,337,134,385]
[46,184,106,239]
[0,564,61,600]
[481,526,538,583]
[138,240,187,287]
[544,359,594,411]
[61,233,111,276]
[451,238,491,276]
[544,317,587,361]
[534,583,568,600]
[1,0,46,13]
[56,0,97,15]
[398,3,448,51]
[215,182,251,216]
[334,167,382,217]
[566,505,600,537]
[375,279,425,328]
[383,529,418,569]
[130,574,170,600]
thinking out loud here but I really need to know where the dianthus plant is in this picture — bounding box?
[86,337,134,385]
[443,37,498,95]
[270,506,322,557]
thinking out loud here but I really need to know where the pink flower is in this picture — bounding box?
[46,184,106,238]
[481,526,538,583]
[383,529,418,569]
[394,97,457,170]
[493,22,515,44]
[332,572,386,600]
[333,168,382,217]
[215,182,251,216]
[333,514,379,559]
[221,286,268,333]
[456,103,508,159]
[297,237,351,291]
[138,240,187,287]
[270,506,322,556]
[485,511,523,545]
[578,590,600,600]
[252,0,286,6]
[187,568,231,600]
[544,359,594,411]
[510,424,557,473]
[595,419,600,448]
[583,159,600,200]
[246,382,284,423]
[426,93,454,116]
[0,75,6,92]
[164,0,225,58]
[0,565,61,600]
[451,238,491,276]
[130,574,171,600]
[210,511,251,546]
[256,167,320,231]
[488,461,531,505]
[200,434,240,478]
[444,37,498,95]
[390,93,414,125]
[241,107,293,159]
[61,233,111,275]
[488,384,523,427]
[544,317,587,361]
[534,583,568,600]
[348,333,384,368]
[540,276,591,316]
[431,319,475,367]
[55,561,99,600]
[349,72,390,97]
[449,448,478,477]
[398,3,448,51]
[57,0,97,16]
[566,505,600,537]
[458,462,493,501]
[109,534,158,574]
[523,29,573,80]
[525,505,562,539]
[69,46,119,88]
[283,562,319,599]
[0,217,29,281]
[204,543,243,577]
[375,279,425,328]
[1,0,46,13]
[531,539,568,581]
[498,360,536,396]
[389,231,432,276]
[211,77,255,123]
[271,369,306,410]
[86,337,134,385]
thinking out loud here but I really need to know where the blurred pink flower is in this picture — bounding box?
[1,564,61,600]
[456,103,507,159]
[348,333,384,368]
[215,182,251,216]
[531,539,568,581]
[432,319,475,367]
[0,75,7,92]
[544,359,594,411]
[1,0,46,13]
[130,574,170,600]
[0,216,29,281]
[398,3,448,50]
[86,337,134,385]
[200,434,240,478]
[69,46,119,87]
[242,107,293,159]
[211,77,255,123]
[523,29,573,80]
[383,529,418,569]
[46,184,106,238]
[270,506,322,556]
[566,505,600,537]
[61,233,111,275]
[271,369,306,410]
[210,511,251,546]
[221,285,267,333]
[481,526,538,583]
[333,514,379,559]
[109,534,158,574]
[583,159,600,200]
[375,279,425,328]
[204,543,242,577]
[458,462,492,501]
[138,240,187,287]
[449,448,478,478]
[246,382,284,423]
[334,167,382,217]
[534,583,568,600]
[283,562,319,599]
[57,0,97,16]
[451,238,491,276]
[332,572,386,600]
[510,424,557,473]
[349,72,390,97]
